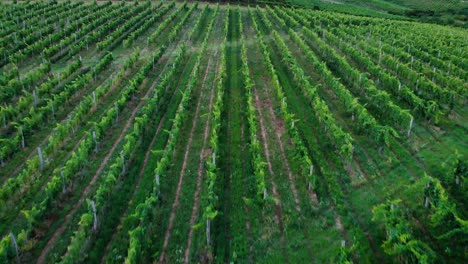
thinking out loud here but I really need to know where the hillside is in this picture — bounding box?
[289,0,468,26]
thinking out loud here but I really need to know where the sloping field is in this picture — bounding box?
[0,1,466,263]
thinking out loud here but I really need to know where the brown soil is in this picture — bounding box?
[252,89,287,258]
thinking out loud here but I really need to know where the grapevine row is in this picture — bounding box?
[240,9,267,200]
[125,7,218,262]
[123,2,175,48]
[255,8,354,158]
[60,46,172,264]
[0,47,166,263]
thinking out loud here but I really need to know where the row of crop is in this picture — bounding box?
[268,5,299,29]
[1,49,138,190]
[11,2,124,64]
[0,65,20,87]
[255,7,354,158]
[296,8,467,81]
[0,47,165,262]
[148,2,188,44]
[125,44,193,262]
[0,61,51,103]
[152,4,205,201]
[249,7,317,194]
[0,55,112,167]
[2,2,106,65]
[40,2,129,60]
[372,25,466,71]
[40,3,127,59]
[188,4,210,41]
[390,39,467,82]
[371,169,467,262]
[0,1,55,23]
[96,1,157,51]
[0,2,84,54]
[123,2,175,48]
[1,60,82,129]
[271,8,406,147]
[115,43,187,264]
[167,2,198,43]
[300,7,466,68]
[203,4,227,250]
[59,45,171,263]
[0,50,139,209]
[0,54,114,213]
[253,7,370,260]
[369,32,466,96]
[296,29,402,146]
[278,8,415,133]
[239,9,267,200]
[311,24,440,121]
[0,1,56,34]
[332,27,456,108]
[125,6,218,262]
[0,1,70,40]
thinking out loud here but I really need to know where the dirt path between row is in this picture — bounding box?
[252,89,288,260]
[255,90,301,212]
[158,56,210,264]
[36,55,170,264]
[183,51,217,264]
[98,44,190,264]
[99,102,167,263]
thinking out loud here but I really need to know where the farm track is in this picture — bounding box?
[239,13,255,263]
[214,9,252,262]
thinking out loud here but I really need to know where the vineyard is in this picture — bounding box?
[0,1,467,263]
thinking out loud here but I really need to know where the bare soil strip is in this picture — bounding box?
[158,54,212,264]
[252,89,288,259]
[183,51,217,264]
